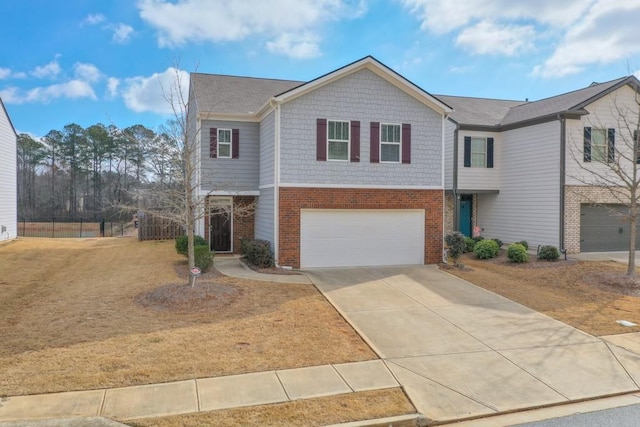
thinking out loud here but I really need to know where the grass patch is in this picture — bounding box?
[0,238,376,396]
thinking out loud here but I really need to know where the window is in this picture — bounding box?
[380,124,401,162]
[218,129,232,158]
[590,128,608,163]
[471,137,486,167]
[328,120,349,161]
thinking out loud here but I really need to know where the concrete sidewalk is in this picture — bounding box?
[214,255,312,284]
[306,265,640,424]
[0,361,401,423]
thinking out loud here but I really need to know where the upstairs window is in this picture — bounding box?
[218,129,232,158]
[584,127,614,163]
[471,137,486,167]
[328,120,350,161]
[380,124,401,163]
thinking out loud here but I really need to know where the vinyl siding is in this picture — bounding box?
[259,111,275,187]
[200,120,260,192]
[444,119,455,190]
[0,103,17,241]
[186,92,200,194]
[279,68,443,187]
[255,187,274,249]
[477,121,561,248]
[457,131,501,191]
[565,84,640,186]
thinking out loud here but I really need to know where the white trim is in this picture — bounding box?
[274,101,282,264]
[279,183,443,190]
[441,113,447,261]
[379,123,401,163]
[259,184,275,189]
[217,128,232,158]
[199,112,261,122]
[204,190,260,196]
[327,119,351,162]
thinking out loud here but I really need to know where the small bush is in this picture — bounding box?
[472,236,484,243]
[514,240,529,250]
[538,245,560,261]
[491,238,503,249]
[507,243,529,263]
[194,245,213,272]
[474,239,499,259]
[445,232,467,267]
[241,238,274,267]
[175,235,208,255]
[464,237,476,253]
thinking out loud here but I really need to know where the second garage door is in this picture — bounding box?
[581,204,640,252]
[300,209,425,268]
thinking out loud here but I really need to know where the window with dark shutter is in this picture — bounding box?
[232,128,239,159]
[402,123,411,164]
[607,128,615,163]
[209,127,218,158]
[350,121,360,162]
[486,137,494,168]
[583,127,592,162]
[316,119,327,161]
[463,136,471,167]
[370,122,380,163]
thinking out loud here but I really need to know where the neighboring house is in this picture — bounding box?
[188,56,452,268]
[0,97,17,242]
[441,75,640,254]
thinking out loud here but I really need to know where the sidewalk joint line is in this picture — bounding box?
[194,378,201,413]
[331,364,355,393]
[274,371,292,401]
[98,389,107,417]
[602,341,640,389]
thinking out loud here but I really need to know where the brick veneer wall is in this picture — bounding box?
[204,196,256,254]
[278,187,444,268]
[444,193,454,235]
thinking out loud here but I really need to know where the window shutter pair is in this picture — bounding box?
[316,118,360,162]
[463,136,494,168]
[209,128,240,159]
[369,122,411,164]
[583,127,615,163]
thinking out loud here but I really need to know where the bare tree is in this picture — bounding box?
[568,87,640,276]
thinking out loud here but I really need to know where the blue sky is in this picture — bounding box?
[2,0,640,137]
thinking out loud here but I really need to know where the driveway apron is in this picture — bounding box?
[305,265,640,422]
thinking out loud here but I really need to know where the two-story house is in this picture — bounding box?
[188,56,452,268]
[0,97,17,242]
[442,75,640,254]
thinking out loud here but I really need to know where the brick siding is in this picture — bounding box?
[278,187,444,268]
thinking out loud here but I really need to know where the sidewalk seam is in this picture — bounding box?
[98,389,107,417]
[331,364,355,393]
[274,371,292,401]
[603,341,640,389]
[194,379,201,413]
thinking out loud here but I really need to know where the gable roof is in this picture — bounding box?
[435,95,525,127]
[190,73,303,115]
[0,97,17,137]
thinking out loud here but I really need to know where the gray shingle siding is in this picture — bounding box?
[255,187,274,248]
[444,120,456,190]
[259,111,275,187]
[279,69,443,187]
[200,120,260,192]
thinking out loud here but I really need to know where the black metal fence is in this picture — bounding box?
[18,218,129,238]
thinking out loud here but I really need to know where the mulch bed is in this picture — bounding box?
[239,257,302,275]
[135,281,242,313]
[453,250,577,269]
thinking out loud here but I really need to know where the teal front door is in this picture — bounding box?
[459,196,472,237]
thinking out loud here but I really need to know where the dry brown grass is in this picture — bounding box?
[0,238,375,396]
[129,388,415,427]
[445,252,640,336]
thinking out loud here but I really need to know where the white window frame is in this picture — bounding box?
[470,137,487,168]
[380,123,401,163]
[327,120,350,162]
[218,128,232,159]
[591,128,608,163]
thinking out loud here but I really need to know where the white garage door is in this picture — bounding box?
[300,209,425,268]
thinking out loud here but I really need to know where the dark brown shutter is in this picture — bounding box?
[607,128,615,163]
[583,127,591,162]
[350,121,360,162]
[463,136,471,167]
[370,122,380,163]
[316,119,327,161]
[232,128,240,159]
[401,123,411,164]
[486,137,494,168]
[635,130,639,164]
[210,127,218,158]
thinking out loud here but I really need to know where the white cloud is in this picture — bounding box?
[266,33,321,59]
[107,77,120,98]
[455,21,535,56]
[74,63,102,82]
[533,0,640,77]
[31,58,62,79]
[0,81,96,105]
[137,0,363,58]
[121,67,190,114]
[449,65,474,74]
[82,13,106,26]
[111,23,134,44]
[0,68,11,79]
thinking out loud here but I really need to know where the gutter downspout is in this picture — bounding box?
[558,114,566,251]
[271,99,282,266]
[452,124,460,232]
[442,114,449,262]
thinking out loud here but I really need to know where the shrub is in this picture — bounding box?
[194,245,213,272]
[507,243,529,263]
[444,232,467,267]
[491,238,503,249]
[514,240,529,250]
[464,237,476,253]
[472,236,484,243]
[538,245,560,261]
[241,238,274,267]
[474,239,499,259]
[175,235,208,255]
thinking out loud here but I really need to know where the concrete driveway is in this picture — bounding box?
[305,265,640,423]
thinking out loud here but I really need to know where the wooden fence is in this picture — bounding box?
[137,214,184,241]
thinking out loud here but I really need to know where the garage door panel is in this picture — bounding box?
[580,204,639,252]
[301,210,425,268]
